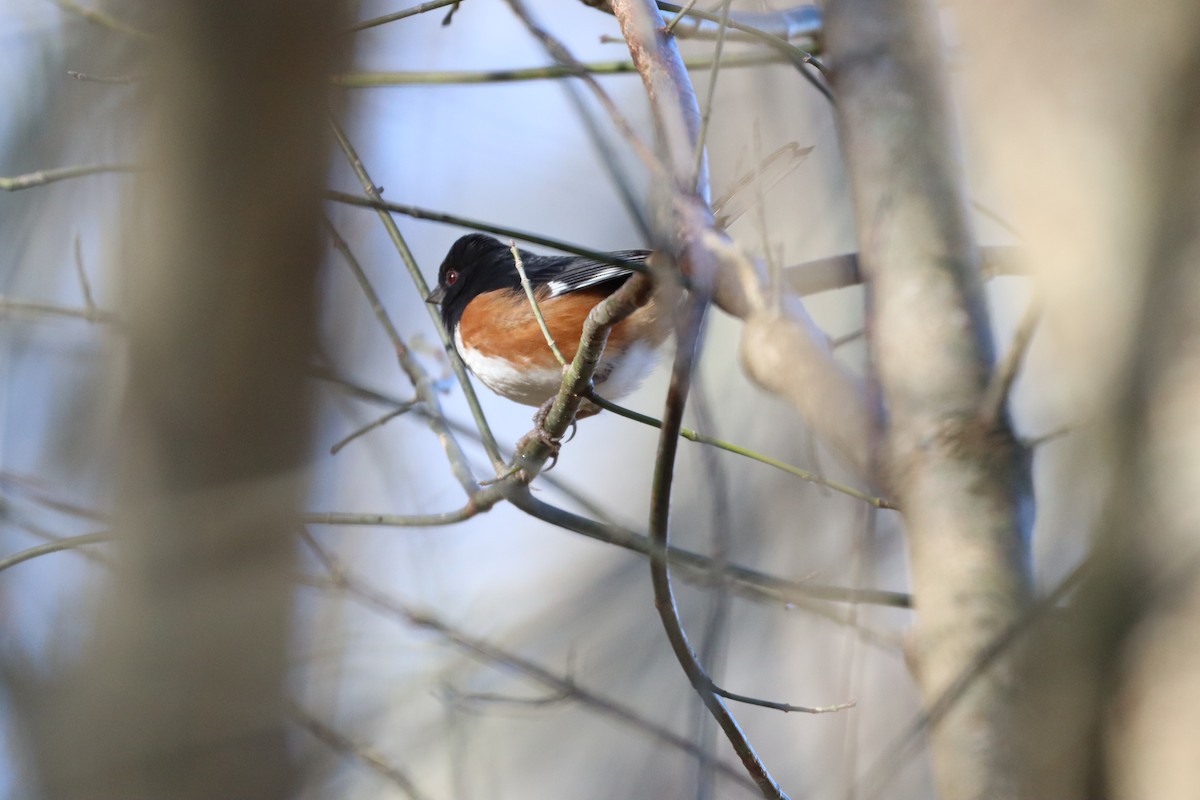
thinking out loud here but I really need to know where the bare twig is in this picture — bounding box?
[298,539,763,793]
[510,241,568,366]
[329,402,419,455]
[609,1,791,793]
[290,703,431,800]
[328,119,506,472]
[322,214,484,490]
[302,507,480,527]
[586,392,896,508]
[67,70,138,84]
[72,235,97,313]
[49,0,152,38]
[714,685,855,715]
[438,682,573,711]
[691,0,734,191]
[512,273,657,477]
[0,532,112,574]
[649,1,830,100]
[325,191,651,274]
[333,52,786,86]
[344,0,463,33]
[0,163,138,191]
[587,0,824,48]
[980,299,1042,429]
[713,142,813,229]
[505,0,664,178]
[0,296,119,326]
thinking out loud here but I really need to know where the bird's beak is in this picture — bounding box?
[425,286,446,305]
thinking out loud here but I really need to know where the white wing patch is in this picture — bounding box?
[545,266,626,297]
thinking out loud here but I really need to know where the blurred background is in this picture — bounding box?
[2,0,1179,798]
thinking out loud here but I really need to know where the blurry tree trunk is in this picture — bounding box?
[824,1,1031,798]
[1014,5,1200,798]
[28,2,346,798]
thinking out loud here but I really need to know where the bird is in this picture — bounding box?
[425,233,670,424]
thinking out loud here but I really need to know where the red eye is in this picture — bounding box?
[445,269,459,286]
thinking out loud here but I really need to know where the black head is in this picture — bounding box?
[426,233,521,330]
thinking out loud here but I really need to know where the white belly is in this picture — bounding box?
[455,328,661,407]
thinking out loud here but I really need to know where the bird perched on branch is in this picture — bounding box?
[426,233,669,422]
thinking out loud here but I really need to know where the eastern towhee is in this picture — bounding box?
[426,233,669,421]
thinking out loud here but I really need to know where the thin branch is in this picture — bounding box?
[73,234,98,313]
[328,119,506,472]
[505,0,664,179]
[587,392,896,508]
[663,0,701,34]
[0,163,138,192]
[714,685,855,715]
[323,215,483,492]
[512,273,657,477]
[657,1,822,45]
[0,532,112,573]
[308,371,912,616]
[438,682,574,711]
[290,703,431,800]
[298,540,762,794]
[67,70,138,84]
[5,520,114,568]
[325,191,652,274]
[332,52,786,86]
[651,1,830,101]
[691,0,734,191]
[302,506,481,528]
[589,1,824,47]
[645,288,786,799]
[49,0,152,38]
[980,298,1041,429]
[610,1,815,793]
[329,403,419,455]
[0,471,108,522]
[0,296,120,326]
[713,142,813,230]
[510,241,567,366]
[344,0,463,33]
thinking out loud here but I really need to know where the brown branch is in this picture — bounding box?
[610,2,791,796]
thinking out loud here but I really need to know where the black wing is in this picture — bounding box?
[527,250,650,298]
